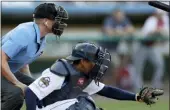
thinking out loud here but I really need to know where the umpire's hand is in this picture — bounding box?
[15,81,27,95]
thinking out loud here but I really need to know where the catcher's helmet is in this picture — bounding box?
[66,42,99,62]
[67,42,111,85]
[33,3,68,37]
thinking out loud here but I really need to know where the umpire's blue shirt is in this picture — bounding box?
[1,22,46,73]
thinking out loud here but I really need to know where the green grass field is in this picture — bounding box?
[21,98,169,110]
[96,99,169,110]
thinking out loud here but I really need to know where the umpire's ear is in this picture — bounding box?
[152,89,164,97]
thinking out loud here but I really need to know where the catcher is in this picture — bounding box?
[25,42,164,110]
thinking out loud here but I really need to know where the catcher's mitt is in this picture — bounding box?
[136,87,164,105]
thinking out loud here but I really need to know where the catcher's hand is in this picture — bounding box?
[136,87,164,105]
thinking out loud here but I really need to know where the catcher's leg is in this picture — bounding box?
[41,99,78,110]
[66,96,102,110]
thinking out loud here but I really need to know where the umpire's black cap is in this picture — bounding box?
[33,3,58,20]
[66,43,99,62]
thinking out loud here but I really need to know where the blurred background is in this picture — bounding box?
[1,1,169,110]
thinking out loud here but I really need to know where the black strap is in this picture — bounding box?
[58,59,70,75]
[58,59,71,84]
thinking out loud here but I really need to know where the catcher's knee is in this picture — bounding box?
[66,96,97,110]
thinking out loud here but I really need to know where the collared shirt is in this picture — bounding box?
[1,22,46,73]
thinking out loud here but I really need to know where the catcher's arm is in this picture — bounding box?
[25,69,65,110]
[97,85,137,101]
[97,86,164,105]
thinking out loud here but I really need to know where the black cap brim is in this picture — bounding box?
[66,55,82,61]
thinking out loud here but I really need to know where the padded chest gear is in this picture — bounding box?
[50,59,68,76]
[42,59,93,107]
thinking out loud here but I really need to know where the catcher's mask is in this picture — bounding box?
[66,42,111,85]
[89,46,111,85]
[33,3,68,37]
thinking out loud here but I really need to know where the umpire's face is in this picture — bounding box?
[44,18,55,32]
[80,59,95,74]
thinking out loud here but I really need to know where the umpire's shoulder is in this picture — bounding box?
[18,22,37,34]
[16,22,31,30]
[50,59,69,76]
[17,22,35,34]
[11,22,34,39]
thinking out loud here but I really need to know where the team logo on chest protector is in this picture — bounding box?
[77,78,85,85]
[38,77,50,88]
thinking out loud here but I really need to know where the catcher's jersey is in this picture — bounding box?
[29,59,105,106]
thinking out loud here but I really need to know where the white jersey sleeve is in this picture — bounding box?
[83,80,105,95]
[29,68,65,100]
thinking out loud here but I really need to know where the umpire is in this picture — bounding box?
[1,3,68,110]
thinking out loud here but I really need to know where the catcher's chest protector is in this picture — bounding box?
[42,59,93,107]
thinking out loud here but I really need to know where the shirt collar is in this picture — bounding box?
[33,22,41,44]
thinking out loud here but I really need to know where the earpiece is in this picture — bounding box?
[45,21,48,26]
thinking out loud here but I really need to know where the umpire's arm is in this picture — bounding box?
[1,27,29,85]
[1,50,19,84]
[19,64,32,77]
